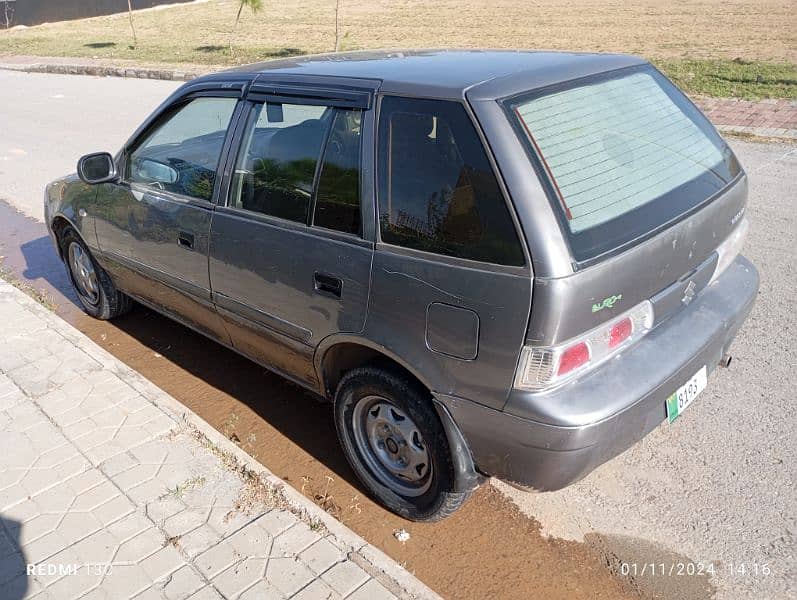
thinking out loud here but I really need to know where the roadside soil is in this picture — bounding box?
[0,200,639,599]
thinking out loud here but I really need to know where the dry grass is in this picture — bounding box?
[0,0,794,97]
[0,0,793,63]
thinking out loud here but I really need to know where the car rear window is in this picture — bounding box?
[510,66,740,262]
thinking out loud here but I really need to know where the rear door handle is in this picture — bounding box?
[313,272,342,298]
[177,231,194,249]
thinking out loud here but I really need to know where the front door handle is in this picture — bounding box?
[177,231,194,249]
[313,272,342,298]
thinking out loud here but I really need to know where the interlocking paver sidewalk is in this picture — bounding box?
[694,96,797,140]
[0,278,438,600]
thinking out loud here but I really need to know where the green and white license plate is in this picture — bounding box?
[666,366,707,423]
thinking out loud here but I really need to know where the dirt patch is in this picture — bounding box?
[0,200,638,599]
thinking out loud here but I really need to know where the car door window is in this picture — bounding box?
[127,97,237,202]
[313,109,362,235]
[230,102,363,232]
[229,102,330,223]
[377,96,524,266]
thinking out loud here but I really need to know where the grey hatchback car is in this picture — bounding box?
[45,50,759,521]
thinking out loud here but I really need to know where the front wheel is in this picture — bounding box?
[59,226,132,320]
[334,366,470,521]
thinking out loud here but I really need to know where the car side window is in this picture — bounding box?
[229,102,326,224]
[230,102,362,232]
[377,96,525,266]
[313,109,362,235]
[127,97,237,202]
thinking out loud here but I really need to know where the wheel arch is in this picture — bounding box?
[315,335,433,399]
[50,214,81,260]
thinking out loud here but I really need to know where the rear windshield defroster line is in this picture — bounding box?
[507,65,741,263]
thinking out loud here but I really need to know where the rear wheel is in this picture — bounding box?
[59,226,132,320]
[334,366,470,521]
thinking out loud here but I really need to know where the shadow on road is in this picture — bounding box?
[0,516,27,599]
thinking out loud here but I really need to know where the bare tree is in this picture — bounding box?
[231,0,263,55]
[334,0,341,52]
[4,0,15,29]
[127,0,137,48]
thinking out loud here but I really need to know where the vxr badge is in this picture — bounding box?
[682,280,696,305]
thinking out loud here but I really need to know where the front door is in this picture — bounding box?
[209,88,374,388]
[95,94,240,340]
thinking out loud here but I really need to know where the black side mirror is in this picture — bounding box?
[77,152,118,184]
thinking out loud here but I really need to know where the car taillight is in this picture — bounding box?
[514,300,653,391]
[608,317,632,348]
[557,342,590,376]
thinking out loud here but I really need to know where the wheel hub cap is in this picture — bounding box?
[68,242,99,305]
[352,397,432,497]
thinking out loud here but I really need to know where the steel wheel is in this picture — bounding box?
[352,395,432,497]
[67,241,99,305]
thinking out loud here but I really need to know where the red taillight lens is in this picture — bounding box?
[557,341,590,376]
[608,317,633,348]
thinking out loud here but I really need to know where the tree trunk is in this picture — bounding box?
[334,0,341,52]
[127,0,137,48]
[230,1,246,55]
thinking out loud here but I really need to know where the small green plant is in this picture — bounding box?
[231,0,264,56]
[165,476,206,498]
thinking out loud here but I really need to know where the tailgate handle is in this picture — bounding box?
[313,272,342,298]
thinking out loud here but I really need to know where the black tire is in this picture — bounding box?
[59,226,133,320]
[334,366,470,521]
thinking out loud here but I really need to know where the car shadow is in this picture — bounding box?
[0,516,27,599]
[19,235,81,309]
[2,202,365,495]
[110,303,362,488]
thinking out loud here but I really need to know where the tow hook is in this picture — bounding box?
[719,353,733,368]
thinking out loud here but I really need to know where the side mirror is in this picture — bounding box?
[77,152,117,184]
[134,158,179,185]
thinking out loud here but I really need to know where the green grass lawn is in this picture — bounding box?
[654,59,797,100]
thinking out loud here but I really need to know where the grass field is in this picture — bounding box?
[0,0,795,99]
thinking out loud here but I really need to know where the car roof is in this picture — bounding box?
[216,49,647,100]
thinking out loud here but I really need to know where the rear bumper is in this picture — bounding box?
[435,254,759,491]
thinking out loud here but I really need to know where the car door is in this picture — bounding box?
[94,88,244,341]
[208,82,376,388]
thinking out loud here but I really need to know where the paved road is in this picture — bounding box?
[1,70,795,599]
[0,70,180,220]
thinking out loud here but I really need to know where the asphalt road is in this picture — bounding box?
[1,70,794,599]
[0,70,180,220]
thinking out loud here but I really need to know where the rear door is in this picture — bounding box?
[208,83,375,388]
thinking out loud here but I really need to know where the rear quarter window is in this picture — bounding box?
[377,96,525,266]
[510,66,740,262]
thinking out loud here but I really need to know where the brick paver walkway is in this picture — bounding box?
[694,97,797,139]
[0,279,437,600]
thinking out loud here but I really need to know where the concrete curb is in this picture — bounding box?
[4,280,442,600]
[0,61,204,81]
